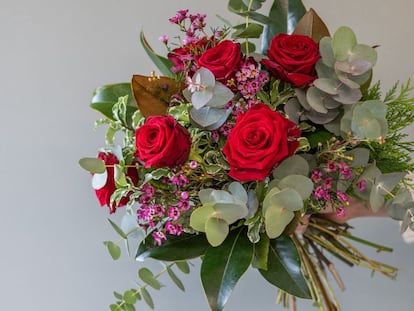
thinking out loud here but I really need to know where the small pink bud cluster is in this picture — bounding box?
[136,173,193,246]
[235,59,269,100]
[310,160,356,218]
[168,10,207,45]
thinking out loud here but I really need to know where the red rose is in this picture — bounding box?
[94,152,139,214]
[223,104,301,181]
[261,34,320,87]
[135,115,191,168]
[197,40,242,82]
[168,37,210,74]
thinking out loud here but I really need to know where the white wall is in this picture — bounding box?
[1,0,413,310]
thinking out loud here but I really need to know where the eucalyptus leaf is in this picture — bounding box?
[138,268,162,290]
[332,26,357,61]
[273,155,310,179]
[167,266,185,291]
[214,203,249,225]
[232,23,264,38]
[190,204,215,232]
[205,217,230,247]
[264,205,294,239]
[79,157,106,174]
[108,218,127,239]
[103,241,121,260]
[140,287,154,310]
[123,290,137,305]
[277,175,314,200]
[345,148,370,167]
[228,182,248,203]
[201,227,253,311]
[176,261,190,274]
[306,87,329,113]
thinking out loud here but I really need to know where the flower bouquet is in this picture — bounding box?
[80,0,414,310]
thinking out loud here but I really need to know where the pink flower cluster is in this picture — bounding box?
[310,160,355,218]
[136,174,192,245]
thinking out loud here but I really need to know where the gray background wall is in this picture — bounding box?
[1,0,413,310]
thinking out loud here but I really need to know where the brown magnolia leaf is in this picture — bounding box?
[131,75,183,117]
[293,8,330,43]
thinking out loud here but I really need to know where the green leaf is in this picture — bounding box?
[273,155,309,178]
[103,241,121,260]
[201,227,253,311]
[332,26,357,61]
[176,261,190,274]
[205,217,229,247]
[264,205,294,239]
[232,23,264,39]
[190,204,215,232]
[167,266,185,291]
[108,218,128,239]
[123,290,137,305]
[110,304,122,311]
[140,31,173,77]
[90,83,136,121]
[252,234,270,270]
[140,287,154,310]
[277,175,314,200]
[78,157,106,174]
[124,304,136,311]
[113,291,123,300]
[138,268,162,290]
[261,0,306,53]
[259,235,311,298]
[136,233,210,261]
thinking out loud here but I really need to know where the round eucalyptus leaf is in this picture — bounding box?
[263,188,303,212]
[319,37,335,67]
[92,170,108,190]
[313,78,339,95]
[333,84,361,104]
[264,205,294,239]
[306,86,328,113]
[79,157,106,174]
[198,189,214,204]
[306,108,340,125]
[294,88,310,110]
[345,148,370,167]
[228,182,248,204]
[350,44,377,66]
[207,81,234,108]
[284,98,302,124]
[213,203,248,224]
[336,71,361,89]
[192,89,214,109]
[205,217,229,247]
[278,175,314,200]
[190,204,215,232]
[335,59,372,75]
[332,26,357,61]
[316,60,335,79]
[273,155,310,179]
[190,106,231,130]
